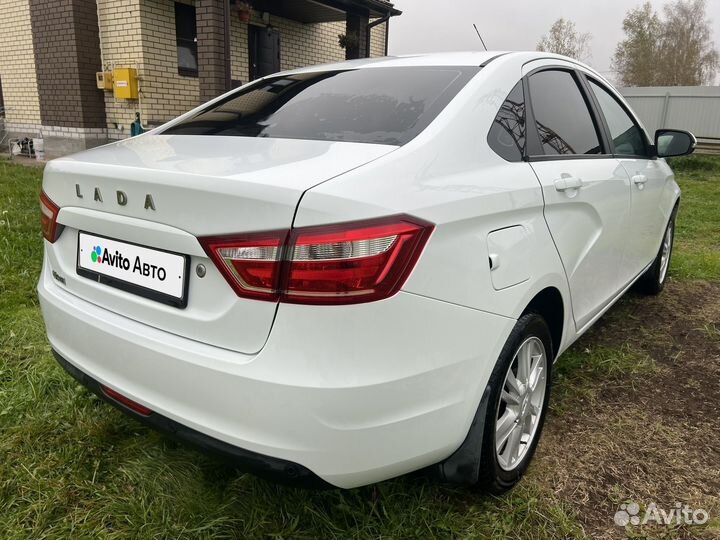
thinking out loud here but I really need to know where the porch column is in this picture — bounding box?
[28,0,106,129]
[196,0,231,101]
[345,12,369,60]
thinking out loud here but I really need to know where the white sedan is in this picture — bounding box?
[38,51,694,491]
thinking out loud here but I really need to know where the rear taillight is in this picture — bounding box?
[200,215,433,305]
[40,191,61,243]
[201,231,287,302]
[284,217,433,304]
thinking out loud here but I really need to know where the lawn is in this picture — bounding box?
[1,155,719,539]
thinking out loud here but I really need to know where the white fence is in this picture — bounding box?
[620,86,720,153]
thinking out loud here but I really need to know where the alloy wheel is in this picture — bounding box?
[659,222,674,284]
[495,336,548,471]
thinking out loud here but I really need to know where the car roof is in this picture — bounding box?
[276,51,590,76]
[279,51,508,74]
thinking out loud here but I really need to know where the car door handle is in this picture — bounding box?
[554,176,583,192]
[632,174,648,188]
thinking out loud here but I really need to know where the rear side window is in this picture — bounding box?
[162,66,480,146]
[528,70,602,156]
[588,79,648,157]
[487,81,525,162]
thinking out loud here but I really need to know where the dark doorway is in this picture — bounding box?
[248,25,280,80]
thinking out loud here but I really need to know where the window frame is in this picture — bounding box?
[523,66,612,162]
[175,2,198,78]
[580,74,654,160]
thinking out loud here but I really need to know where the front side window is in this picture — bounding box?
[487,81,525,162]
[175,3,198,77]
[588,79,648,157]
[162,67,479,145]
[528,70,602,156]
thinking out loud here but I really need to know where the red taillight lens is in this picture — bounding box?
[283,217,433,304]
[200,231,287,301]
[199,215,433,305]
[40,191,61,243]
[100,384,153,416]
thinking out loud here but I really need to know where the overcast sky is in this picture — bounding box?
[388,0,720,83]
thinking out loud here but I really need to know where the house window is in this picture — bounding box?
[175,3,198,77]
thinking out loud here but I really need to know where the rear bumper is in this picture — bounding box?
[38,253,515,488]
[52,350,329,487]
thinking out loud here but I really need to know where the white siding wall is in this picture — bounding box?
[620,86,720,140]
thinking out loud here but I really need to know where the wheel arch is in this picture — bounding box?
[521,286,564,360]
[434,285,568,485]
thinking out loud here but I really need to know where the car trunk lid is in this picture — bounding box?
[42,135,395,354]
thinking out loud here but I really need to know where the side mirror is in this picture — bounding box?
[655,129,696,158]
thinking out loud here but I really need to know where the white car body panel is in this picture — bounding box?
[619,157,678,274]
[38,51,680,487]
[529,158,633,329]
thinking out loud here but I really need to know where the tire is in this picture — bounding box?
[477,313,553,494]
[637,207,677,295]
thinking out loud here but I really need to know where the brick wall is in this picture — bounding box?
[97,0,145,138]
[231,12,389,86]
[196,0,227,101]
[272,17,346,71]
[30,0,106,128]
[229,15,347,84]
[0,0,42,129]
[228,13,248,81]
[369,20,387,58]
[138,0,199,125]
[71,0,108,127]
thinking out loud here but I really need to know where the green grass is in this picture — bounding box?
[1,154,719,539]
[550,344,657,416]
[668,154,720,174]
[672,165,720,280]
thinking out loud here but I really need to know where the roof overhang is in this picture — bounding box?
[247,0,401,23]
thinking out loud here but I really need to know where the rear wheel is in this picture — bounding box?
[637,209,677,295]
[477,313,553,494]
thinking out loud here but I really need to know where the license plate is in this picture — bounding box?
[77,231,189,308]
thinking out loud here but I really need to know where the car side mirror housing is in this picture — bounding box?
[655,129,696,158]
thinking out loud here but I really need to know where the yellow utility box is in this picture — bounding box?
[96,71,113,90]
[112,67,139,99]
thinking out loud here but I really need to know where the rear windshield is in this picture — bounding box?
[161,66,479,145]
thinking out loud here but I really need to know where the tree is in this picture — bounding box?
[660,0,719,85]
[536,18,592,62]
[613,0,719,86]
[612,3,663,86]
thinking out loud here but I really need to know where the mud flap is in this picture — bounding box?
[434,383,491,484]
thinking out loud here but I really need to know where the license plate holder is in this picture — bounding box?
[77,231,189,308]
